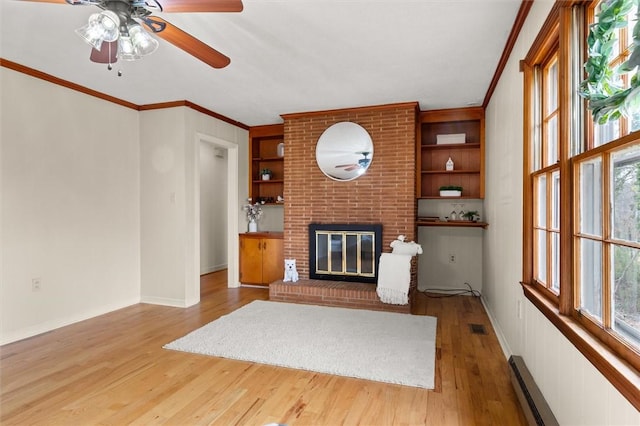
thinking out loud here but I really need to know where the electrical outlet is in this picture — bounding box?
[32,278,42,292]
[449,254,456,263]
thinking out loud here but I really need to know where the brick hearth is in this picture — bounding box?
[269,279,412,314]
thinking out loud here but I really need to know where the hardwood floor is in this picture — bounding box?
[1,271,527,425]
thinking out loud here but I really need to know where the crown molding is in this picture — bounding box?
[281,101,419,121]
[0,58,249,130]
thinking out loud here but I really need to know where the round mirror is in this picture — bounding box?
[315,122,374,181]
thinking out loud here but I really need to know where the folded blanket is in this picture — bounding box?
[376,253,413,305]
[390,237,423,255]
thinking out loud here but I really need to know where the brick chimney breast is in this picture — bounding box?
[281,102,418,282]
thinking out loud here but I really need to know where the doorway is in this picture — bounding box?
[195,133,240,291]
[199,142,228,275]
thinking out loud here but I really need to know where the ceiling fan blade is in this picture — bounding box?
[156,0,242,13]
[145,16,230,69]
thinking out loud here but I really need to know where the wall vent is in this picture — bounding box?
[509,355,559,426]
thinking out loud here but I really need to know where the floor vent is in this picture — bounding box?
[509,356,559,426]
[469,323,487,334]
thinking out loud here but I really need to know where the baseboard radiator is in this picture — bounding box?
[509,356,559,426]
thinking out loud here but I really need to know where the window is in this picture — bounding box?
[522,0,640,410]
[575,141,640,350]
[578,0,640,354]
[531,44,561,297]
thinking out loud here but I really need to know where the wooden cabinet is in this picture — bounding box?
[239,232,284,286]
[249,124,284,205]
[417,107,484,199]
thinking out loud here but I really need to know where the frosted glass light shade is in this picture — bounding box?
[117,36,140,60]
[118,24,158,60]
[75,11,120,50]
[129,24,158,56]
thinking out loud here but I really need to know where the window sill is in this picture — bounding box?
[521,282,640,411]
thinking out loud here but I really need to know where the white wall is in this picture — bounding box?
[140,107,248,306]
[0,67,248,342]
[0,69,141,344]
[199,142,228,274]
[255,205,284,232]
[139,108,188,306]
[484,1,640,423]
[417,199,484,293]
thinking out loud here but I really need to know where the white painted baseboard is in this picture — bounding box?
[480,295,513,360]
[140,295,199,308]
[200,263,228,275]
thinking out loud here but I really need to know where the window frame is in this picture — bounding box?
[524,19,562,304]
[573,134,640,355]
[521,0,640,411]
[531,47,562,298]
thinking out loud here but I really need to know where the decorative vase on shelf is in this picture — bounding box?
[446,157,454,171]
[261,174,271,181]
[248,220,258,232]
[277,142,285,158]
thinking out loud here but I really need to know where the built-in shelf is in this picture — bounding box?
[421,170,481,174]
[421,142,481,150]
[252,156,283,162]
[252,179,284,184]
[419,196,482,200]
[417,219,488,228]
[417,107,484,199]
[249,124,284,204]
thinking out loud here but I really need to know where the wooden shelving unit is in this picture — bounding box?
[417,107,484,199]
[249,124,284,205]
[416,218,488,229]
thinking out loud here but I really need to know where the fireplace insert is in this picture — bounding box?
[308,223,383,283]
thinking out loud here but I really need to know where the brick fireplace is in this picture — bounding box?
[269,102,418,311]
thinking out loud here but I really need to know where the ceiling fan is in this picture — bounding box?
[335,152,372,172]
[22,0,243,69]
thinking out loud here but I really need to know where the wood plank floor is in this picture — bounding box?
[1,271,527,425]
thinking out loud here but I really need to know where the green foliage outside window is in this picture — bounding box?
[580,0,640,124]
[612,157,640,340]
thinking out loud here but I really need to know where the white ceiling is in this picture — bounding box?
[1,0,522,127]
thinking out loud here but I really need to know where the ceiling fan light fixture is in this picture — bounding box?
[128,24,159,57]
[75,10,120,50]
[117,35,140,61]
[117,23,158,61]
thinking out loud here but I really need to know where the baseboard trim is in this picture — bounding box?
[200,263,228,275]
[140,296,198,308]
[480,295,513,360]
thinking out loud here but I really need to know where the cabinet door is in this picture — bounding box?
[239,236,263,285]
[261,237,284,284]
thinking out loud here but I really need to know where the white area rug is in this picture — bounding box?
[164,300,437,389]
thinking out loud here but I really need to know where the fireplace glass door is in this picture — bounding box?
[309,223,382,283]
[315,231,375,278]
